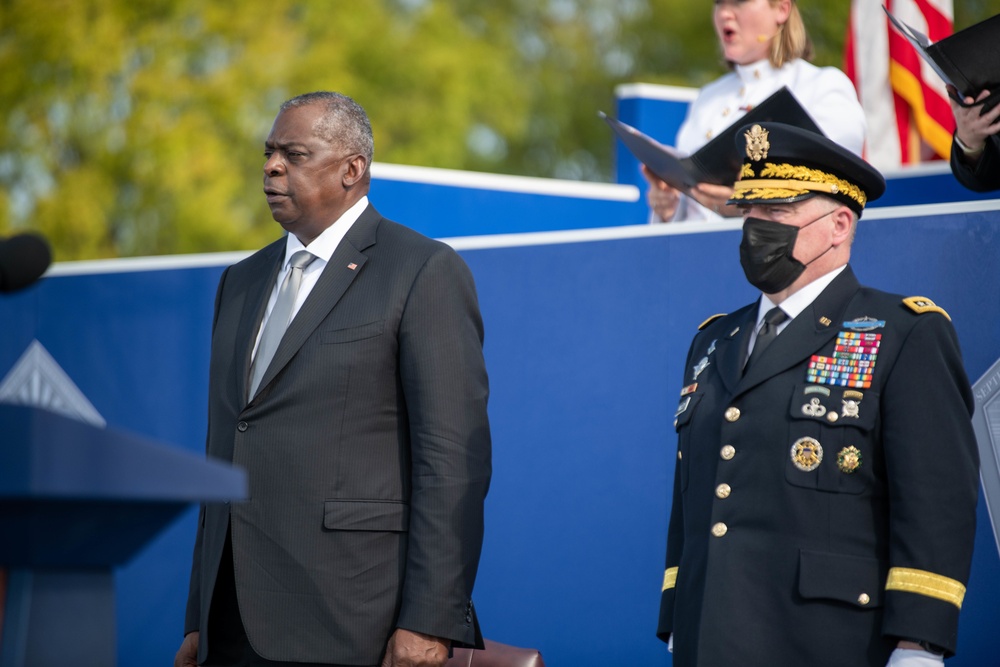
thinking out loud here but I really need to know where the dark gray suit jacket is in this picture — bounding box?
[185,204,492,665]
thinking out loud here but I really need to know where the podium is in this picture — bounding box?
[0,405,246,667]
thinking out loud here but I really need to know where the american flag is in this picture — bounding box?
[845,0,955,168]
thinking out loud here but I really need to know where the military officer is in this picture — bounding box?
[657,122,980,667]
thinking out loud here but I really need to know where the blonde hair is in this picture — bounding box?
[769,1,813,67]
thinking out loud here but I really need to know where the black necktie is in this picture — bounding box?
[746,307,788,371]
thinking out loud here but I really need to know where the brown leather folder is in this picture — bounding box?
[446,639,546,667]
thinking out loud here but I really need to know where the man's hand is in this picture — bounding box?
[689,182,739,218]
[948,86,1000,165]
[174,631,199,667]
[381,628,450,667]
[641,165,682,222]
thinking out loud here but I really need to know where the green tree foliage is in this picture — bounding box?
[1,0,993,259]
[0,0,529,259]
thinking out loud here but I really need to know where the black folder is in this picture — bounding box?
[884,7,1000,115]
[601,86,822,190]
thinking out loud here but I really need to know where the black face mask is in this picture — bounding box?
[739,209,835,294]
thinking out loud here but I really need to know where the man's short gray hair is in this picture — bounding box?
[280,91,374,164]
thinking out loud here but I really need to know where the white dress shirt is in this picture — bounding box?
[746,264,847,357]
[251,196,369,361]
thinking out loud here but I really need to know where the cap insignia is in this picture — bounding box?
[744,124,770,161]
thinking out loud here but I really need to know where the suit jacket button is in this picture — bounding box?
[724,407,741,422]
[720,445,736,460]
[237,421,248,432]
[711,522,728,537]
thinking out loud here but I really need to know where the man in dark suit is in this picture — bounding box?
[175,91,491,667]
[657,123,979,666]
[948,86,1000,192]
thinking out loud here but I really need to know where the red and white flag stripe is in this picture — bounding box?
[846,0,955,169]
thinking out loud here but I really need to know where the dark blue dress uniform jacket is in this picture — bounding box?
[658,266,979,666]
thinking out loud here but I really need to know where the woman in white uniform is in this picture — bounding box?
[646,0,866,222]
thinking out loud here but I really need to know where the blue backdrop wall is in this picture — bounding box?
[1,202,999,665]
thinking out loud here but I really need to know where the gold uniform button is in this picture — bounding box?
[827,412,839,423]
[677,450,683,460]
[711,522,728,537]
[858,593,870,606]
[724,407,741,422]
[716,483,732,499]
[720,445,736,461]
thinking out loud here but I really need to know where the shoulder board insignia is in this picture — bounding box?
[698,313,727,330]
[902,296,951,321]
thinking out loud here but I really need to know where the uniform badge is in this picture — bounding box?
[806,331,881,389]
[680,383,698,397]
[801,397,827,418]
[843,317,885,331]
[707,339,717,355]
[692,357,710,380]
[790,437,823,472]
[837,446,862,473]
[675,396,691,417]
[841,390,863,419]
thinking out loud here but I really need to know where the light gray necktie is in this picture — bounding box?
[249,250,316,398]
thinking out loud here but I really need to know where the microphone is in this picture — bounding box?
[0,233,52,293]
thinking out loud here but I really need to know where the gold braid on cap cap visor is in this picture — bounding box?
[731,162,867,208]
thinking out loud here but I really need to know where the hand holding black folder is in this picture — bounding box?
[601,87,822,191]
[884,6,1000,115]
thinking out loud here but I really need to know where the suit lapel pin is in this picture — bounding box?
[347,262,358,270]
